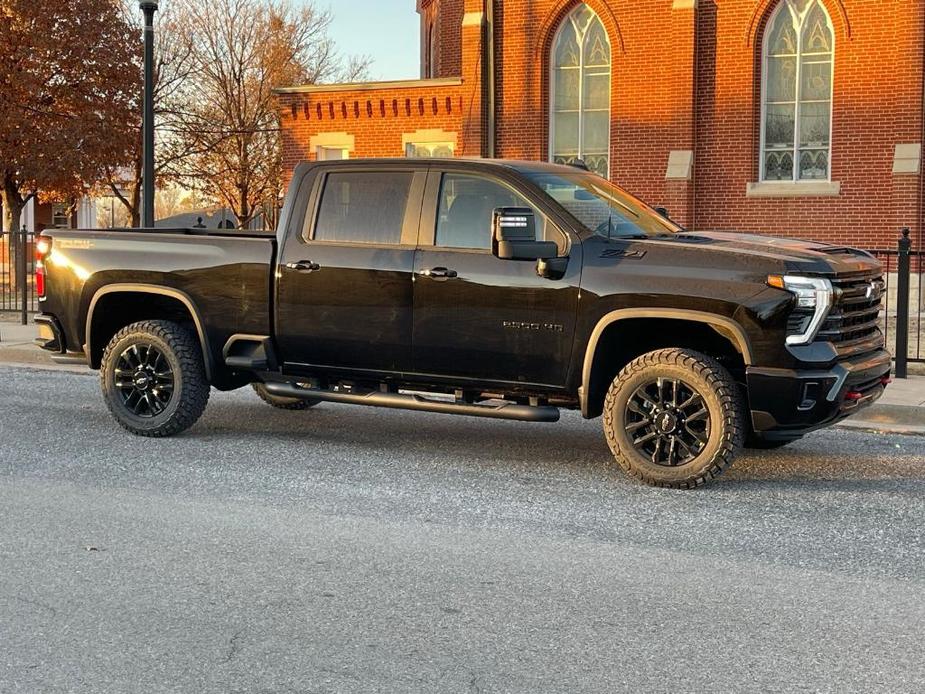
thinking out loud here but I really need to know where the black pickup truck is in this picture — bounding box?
[34,159,891,488]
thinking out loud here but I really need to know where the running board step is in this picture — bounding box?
[262,383,560,422]
[225,355,268,370]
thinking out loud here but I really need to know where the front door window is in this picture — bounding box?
[435,173,564,253]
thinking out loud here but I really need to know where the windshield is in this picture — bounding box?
[524,171,683,238]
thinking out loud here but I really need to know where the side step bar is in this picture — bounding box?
[262,382,560,423]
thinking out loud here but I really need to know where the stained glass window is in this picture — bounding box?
[762,0,833,181]
[551,4,611,178]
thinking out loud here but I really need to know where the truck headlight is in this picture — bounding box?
[768,275,834,345]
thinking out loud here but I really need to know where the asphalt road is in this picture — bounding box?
[1,364,924,693]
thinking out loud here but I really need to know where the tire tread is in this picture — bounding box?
[602,348,745,489]
[101,320,209,437]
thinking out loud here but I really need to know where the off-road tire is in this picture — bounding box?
[602,348,745,489]
[101,320,210,437]
[251,383,320,410]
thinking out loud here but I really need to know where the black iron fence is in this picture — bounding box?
[1,226,923,370]
[868,228,924,373]
[0,228,37,324]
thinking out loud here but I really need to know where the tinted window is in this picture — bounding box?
[314,172,411,244]
[436,174,553,250]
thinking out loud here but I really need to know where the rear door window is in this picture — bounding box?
[313,171,412,245]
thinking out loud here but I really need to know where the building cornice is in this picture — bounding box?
[273,77,463,96]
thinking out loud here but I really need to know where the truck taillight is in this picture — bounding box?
[36,261,45,297]
[35,235,51,298]
[35,235,52,259]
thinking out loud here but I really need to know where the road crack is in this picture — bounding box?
[221,628,244,663]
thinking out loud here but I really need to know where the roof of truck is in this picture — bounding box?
[299,158,591,176]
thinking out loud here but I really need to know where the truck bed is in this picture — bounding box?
[40,227,276,387]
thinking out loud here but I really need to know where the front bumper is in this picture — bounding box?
[747,349,892,440]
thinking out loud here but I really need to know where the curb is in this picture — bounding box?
[836,422,925,436]
[0,360,94,375]
[0,346,92,374]
[835,404,925,436]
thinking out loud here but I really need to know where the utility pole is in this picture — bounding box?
[140,1,159,228]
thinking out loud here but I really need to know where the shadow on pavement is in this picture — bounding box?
[194,394,925,490]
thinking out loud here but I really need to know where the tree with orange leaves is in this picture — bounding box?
[0,0,139,234]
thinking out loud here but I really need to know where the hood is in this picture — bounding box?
[659,230,882,277]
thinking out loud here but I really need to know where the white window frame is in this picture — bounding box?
[759,0,835,184]
[51,203,70,228]
[548,4,612,178]
[316,146,349,161]
[401,129,458,158]
[404,141,455,158]
[310,132,355,161]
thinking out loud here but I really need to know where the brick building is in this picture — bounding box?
[275,0,924,250]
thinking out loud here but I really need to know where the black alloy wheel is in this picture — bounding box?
[602,348,745,489]
[114,343,175,418]
[101,320,210,437]
[624,377,710,467]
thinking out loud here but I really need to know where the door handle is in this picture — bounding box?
[285,260,321,272]
[418,267,458,279]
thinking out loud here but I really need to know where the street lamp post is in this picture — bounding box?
[140,1,158,228]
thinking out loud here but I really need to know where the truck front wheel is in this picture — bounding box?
[602,349,745,489]
[100,320,210,437]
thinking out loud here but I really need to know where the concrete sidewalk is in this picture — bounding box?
[837,376,925,435]
[2,317,923,434]
[0,319,64,369]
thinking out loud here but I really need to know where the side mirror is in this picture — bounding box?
[492,207,558,261]
[654,206,670,219]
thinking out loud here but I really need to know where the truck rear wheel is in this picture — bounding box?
[100,320,210,437]
[602,348,745,489]
[251,383,320,410]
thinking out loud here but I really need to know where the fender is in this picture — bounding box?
[85,283,214,380]
[579,308,755,417]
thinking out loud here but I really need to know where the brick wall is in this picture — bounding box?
[278,81,471,177]
[278,0,925,251]
[693,0,925,251]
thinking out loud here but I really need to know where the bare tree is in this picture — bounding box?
[106,0,197,227]
[165,0,369,228]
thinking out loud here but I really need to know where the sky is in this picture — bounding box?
[323,0,422,81]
